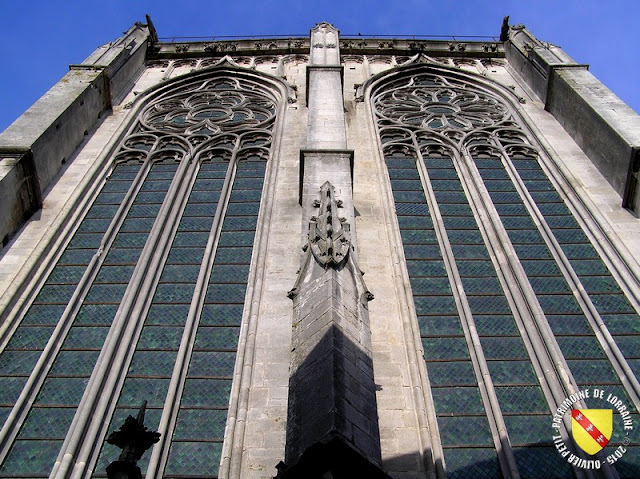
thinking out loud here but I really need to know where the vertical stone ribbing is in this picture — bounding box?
[277,22,390,479]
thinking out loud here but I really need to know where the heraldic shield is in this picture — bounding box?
[571,409,613,455]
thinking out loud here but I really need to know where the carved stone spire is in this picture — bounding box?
[309,182,351,267]
[106,401,160,479]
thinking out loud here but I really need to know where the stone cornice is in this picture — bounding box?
[149,37,504,60]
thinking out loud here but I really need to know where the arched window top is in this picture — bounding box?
[138,74,278,140]
[372,71,511,135]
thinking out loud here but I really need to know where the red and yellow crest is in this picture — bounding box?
[571,409,613,455]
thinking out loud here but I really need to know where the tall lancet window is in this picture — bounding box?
[371,67,639,478]
[0,69,282,479]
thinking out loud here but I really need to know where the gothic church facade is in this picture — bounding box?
[0,19,639,479]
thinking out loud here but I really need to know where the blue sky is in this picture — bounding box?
[1,0,638,132]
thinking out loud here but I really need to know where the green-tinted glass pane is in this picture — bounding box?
[6,327,55,350]
[397,215,433,229]
[75,304,119,325]
[214,247,253,264]
[166,247,205,264]
[128,351,178,376]
[503,415,551,445]
[556,336,606,359]
[567,360,618,384]
[460,277,502,294]
[62,327,109,349]
[442,217,478,230]
[488,361,537,385]
[117,378,170,408]
[438,416,492,446]
[0,377,28,405]
[443,447,500,479]
[205,284,247,303]
[418,316,463,336]
[137,326,183,350]
[495,386,548,413]
[480,337,528,360]
[20,407,77,439]
[194,327,240,351]
[160,265,201,283]
[177,217,214,231]
[188,351,236,377]
[404,244,442,260]
[473,315,519,336]
[612,336,640,359]
[180,379,233,407]
[34,285,77,304]
[103,248,142,265]
[456,260,496,277]
[173,409,228,440]
[466,295,511,314]
[50,351,100,376]
[21,304,67,325]
[423,338,469,361]
[200,304,244,326]
[46,266,87,284]
[414,296,457,315]
[603,315,640,334]
[411,278,452,295]
[432,387,485,414]
[519,260,562,276]
[146,304,190,325]
[153,284,195,303]
[0,439,62,475]
[545,315,592,334]
[406,260,447,277]
[85,283,128,303]
[512,244,553,260]
[36,378,89,406]
[451,244,489,259]
[428,361,476,386]
[94,265,136,283]
[590,294,635,314]
[164,441,222,476]
[512,446,574,479]
[0,350,42,375]
[536,295,582,314]
[527,277,571,294]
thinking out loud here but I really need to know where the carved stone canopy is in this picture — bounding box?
[309,182,351,267]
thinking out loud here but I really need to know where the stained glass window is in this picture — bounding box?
[372,68,638,479]
[0,71,280,479]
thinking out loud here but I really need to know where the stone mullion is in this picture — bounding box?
[143,152,238,479]
[515,109,640,310]
[86,155,209,478]
[53,154,195,479]
[412,143,521,479]
[496,146,640,410]
[457,146,575,400]
[454,146,584,470]
[226,112,286,479]
[465,146,628,478]
[0,155,152,472]
[370,133,441,477]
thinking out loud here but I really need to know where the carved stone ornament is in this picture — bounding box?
[309,182,351,267]
[106,401,160,466]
